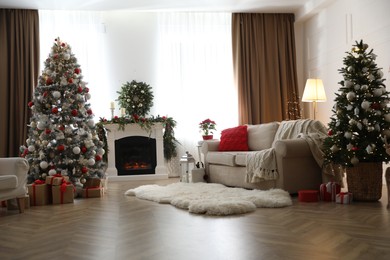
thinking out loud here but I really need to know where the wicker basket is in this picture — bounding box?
[346,162,382,201]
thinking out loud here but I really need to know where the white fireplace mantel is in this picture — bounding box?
[104,123,168,181]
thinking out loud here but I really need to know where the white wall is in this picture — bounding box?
[101,11,159,117]
[297,0,390,124]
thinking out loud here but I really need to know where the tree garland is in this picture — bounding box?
[117,80,154,117]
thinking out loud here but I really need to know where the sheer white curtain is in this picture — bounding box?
[39,10,110,119]
[156,13,237,160]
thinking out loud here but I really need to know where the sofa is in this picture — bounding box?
[201,119,328,194]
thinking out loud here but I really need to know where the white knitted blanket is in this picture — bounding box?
[245,119,327,183]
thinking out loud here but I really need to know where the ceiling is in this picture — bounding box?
[0,0,314,13]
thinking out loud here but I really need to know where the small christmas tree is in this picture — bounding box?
[323,40,390,167]
[21,38,105,185]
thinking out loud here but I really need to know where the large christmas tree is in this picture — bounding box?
[323,40,390,167]
[21,38,105,184]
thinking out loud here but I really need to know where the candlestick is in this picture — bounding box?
[110,101,115,109]
[121,108,126,117]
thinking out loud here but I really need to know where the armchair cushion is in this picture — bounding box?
[0,176,18,190]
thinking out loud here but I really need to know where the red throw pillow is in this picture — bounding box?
[218,125,249,151]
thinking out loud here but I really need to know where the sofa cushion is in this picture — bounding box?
[206,152,237,166]
[218,125,249,151]
[234,152,257,166]
[247,122,279,151]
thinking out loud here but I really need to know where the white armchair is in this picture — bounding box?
[0,157,29,213]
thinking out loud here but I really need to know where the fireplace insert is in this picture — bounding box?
[115,136,156,175]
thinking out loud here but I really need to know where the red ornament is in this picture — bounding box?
[71,109,78,116]
[352,147,359,151]
[46,77,53,85]
[95,155,102,161]
[77,86,83,93]
[45,129,51,134]
[371,103,380,110]
[52,107,58,114]
[328,130,333,136]
[81,166,88,174]
[87,109,93,115]
[43,91,48,97]
[85,87,89,93]
[81,147,87,153]
[28,101,34,107]
[74,68,81,74]
[68,78,73,84]
[61,43,66,47]
[57,144,65,152]
[58,125,65,131]
[53,54,58,59]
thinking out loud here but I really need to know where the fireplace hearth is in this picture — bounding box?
[105,123,168,181]
[115,136,156,175]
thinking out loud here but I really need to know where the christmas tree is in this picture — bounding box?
[323,40,390,167]
[21,38,105,185]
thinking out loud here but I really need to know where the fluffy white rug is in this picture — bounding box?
[125,182,292,216]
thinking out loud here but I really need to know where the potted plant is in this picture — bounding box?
[199,119,217,140]
[322,40,390,201]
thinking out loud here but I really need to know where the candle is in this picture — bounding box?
[110,101,115,109]
[121,108,126,116]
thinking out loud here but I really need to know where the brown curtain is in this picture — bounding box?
[232,13,301,125]
[0,9,39,157]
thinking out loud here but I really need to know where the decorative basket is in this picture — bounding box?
[346,162,382,201]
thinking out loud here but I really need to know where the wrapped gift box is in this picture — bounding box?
[298,190,319,202]
[336,192,353,204]
[46,174,69,186]
[320,182,341,202]
[52,183,74,204]
[27,181,49,206]
[82,187,103,198]
[83,178,102,188]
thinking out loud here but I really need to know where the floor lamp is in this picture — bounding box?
[302,79,327,120]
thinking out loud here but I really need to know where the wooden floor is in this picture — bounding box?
[1,178,389,260]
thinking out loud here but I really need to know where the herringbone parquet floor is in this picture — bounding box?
[1,178,389,260]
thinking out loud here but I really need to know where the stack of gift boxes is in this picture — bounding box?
[27,174,104,206]
[298,181,353,204]
[320,182,353,204]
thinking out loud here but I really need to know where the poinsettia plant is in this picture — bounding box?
[199,118,217,136]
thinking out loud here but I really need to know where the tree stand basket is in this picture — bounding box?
[346,162,382,201]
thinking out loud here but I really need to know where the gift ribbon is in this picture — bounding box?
[59,182,75,204]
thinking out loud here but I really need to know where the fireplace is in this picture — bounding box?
[115,136,156,175]
[105,123,168,181]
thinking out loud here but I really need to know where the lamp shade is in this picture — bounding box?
[302,79,327,102]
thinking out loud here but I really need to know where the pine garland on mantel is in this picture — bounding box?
[98,115,179,161]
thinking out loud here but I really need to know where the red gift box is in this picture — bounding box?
[320,182,341,202]
[336,192,353,204]
[298,190,319,202]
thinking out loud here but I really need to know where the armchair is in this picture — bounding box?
[0,157,29,213]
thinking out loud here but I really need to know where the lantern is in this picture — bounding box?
[180,151,195,183]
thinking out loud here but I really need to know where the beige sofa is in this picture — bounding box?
[201,119,327,194]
